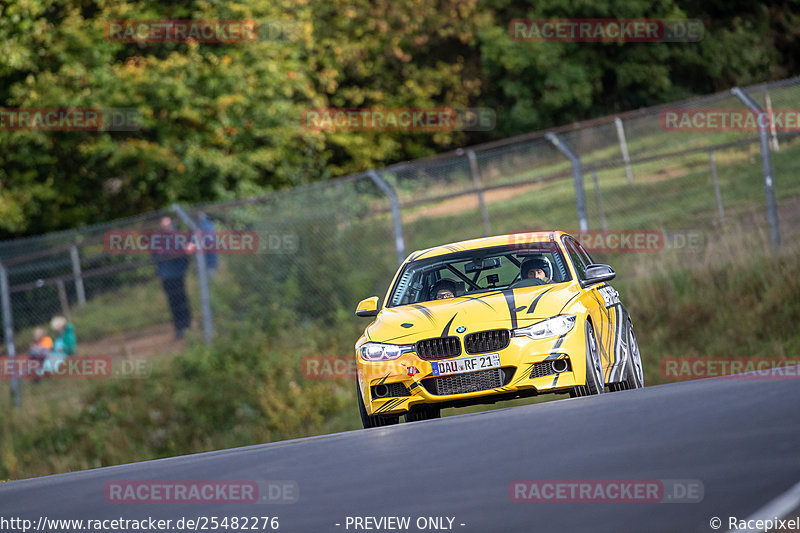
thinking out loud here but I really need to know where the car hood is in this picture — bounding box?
[366,283,581,343]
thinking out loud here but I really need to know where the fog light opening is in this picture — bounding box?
[551,359,569,373]
[373,384,389,398]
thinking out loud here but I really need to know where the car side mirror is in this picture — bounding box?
[581,264,616,288]
[355,296,380,317]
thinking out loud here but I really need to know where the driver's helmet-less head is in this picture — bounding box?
[520,257,550,279]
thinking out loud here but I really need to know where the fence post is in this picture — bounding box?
[466,149,492,236]
[764,89,779,152]
[590,169,608,231]
[614,117,634,183]
[70,244,86,305]
[367,170,406,266]
[172,205,213,346]
[545,133,589,232]
[0,260,21,408]
[708,150,725,223]
[56,279,71,319]
[732,87,781,251]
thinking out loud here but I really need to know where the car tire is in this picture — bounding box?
[570,321,605,397]
[356,381,400,428]
[405,405,441,422]
[623,319,645,389]
[608,319,645,391]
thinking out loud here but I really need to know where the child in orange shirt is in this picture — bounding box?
[29,327,53,382]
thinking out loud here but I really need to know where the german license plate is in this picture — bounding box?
[431,353,501,376]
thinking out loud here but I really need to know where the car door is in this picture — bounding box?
[562,236,622,383]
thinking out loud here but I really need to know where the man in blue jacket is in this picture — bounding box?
[154,216,191,339]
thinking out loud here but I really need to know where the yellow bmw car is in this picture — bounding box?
[354,231,644,427]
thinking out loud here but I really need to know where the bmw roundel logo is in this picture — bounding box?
[456,326,467,334]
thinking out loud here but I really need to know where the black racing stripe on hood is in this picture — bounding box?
[454,295,496,310]
[441,313,458,337]
[502,289,518,330]
[411,304,435,324]
[527,287,554,314]
[384,331,419,342]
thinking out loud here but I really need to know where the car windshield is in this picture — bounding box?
[387,243,571,307]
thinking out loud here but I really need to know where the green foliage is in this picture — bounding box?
[2,0,799,237]
[1,325,355,479]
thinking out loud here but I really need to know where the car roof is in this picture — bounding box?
[405,231,570,262]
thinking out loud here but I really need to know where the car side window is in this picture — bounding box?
[563,237,590,280]
[572,238,595,267]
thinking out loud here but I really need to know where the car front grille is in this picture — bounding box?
[464,329,511,354]
[416,336,461,360]
[421,367,512,396]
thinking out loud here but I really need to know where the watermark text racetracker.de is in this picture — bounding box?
[0,107,140,131]
[302,355,429,380]
[0,355,151,379]
[301,107,496,132]
[510,479,704,503]
[661,108,800,132]
[104,230,299,255]
[509,18,703,42]
[105,19,303,43]
[104,480,298,504]
[509,229,705,253]
[303,355,357,379]
[661,357,800,381]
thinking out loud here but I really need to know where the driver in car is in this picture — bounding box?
[431,279,457,300]
[520,258,552,284]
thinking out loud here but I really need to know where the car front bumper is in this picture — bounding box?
[357,327,589,416]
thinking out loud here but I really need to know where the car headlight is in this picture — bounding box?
[513,315,576,339]
[360,342,414,361]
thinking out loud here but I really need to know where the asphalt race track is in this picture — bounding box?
[2,369,800,533]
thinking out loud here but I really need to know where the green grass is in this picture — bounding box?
[398,134,800,256]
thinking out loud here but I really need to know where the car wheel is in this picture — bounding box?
[356,381,400,428]
[608,319,645,391]
[405,405,441,422]
[623,319,645,389]
[570,321,605,397]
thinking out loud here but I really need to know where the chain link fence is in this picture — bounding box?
[2,75,800,406]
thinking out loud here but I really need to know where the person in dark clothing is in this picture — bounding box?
[155,216,191,339]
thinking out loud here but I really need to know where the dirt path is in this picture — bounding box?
[78,323,184,359]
